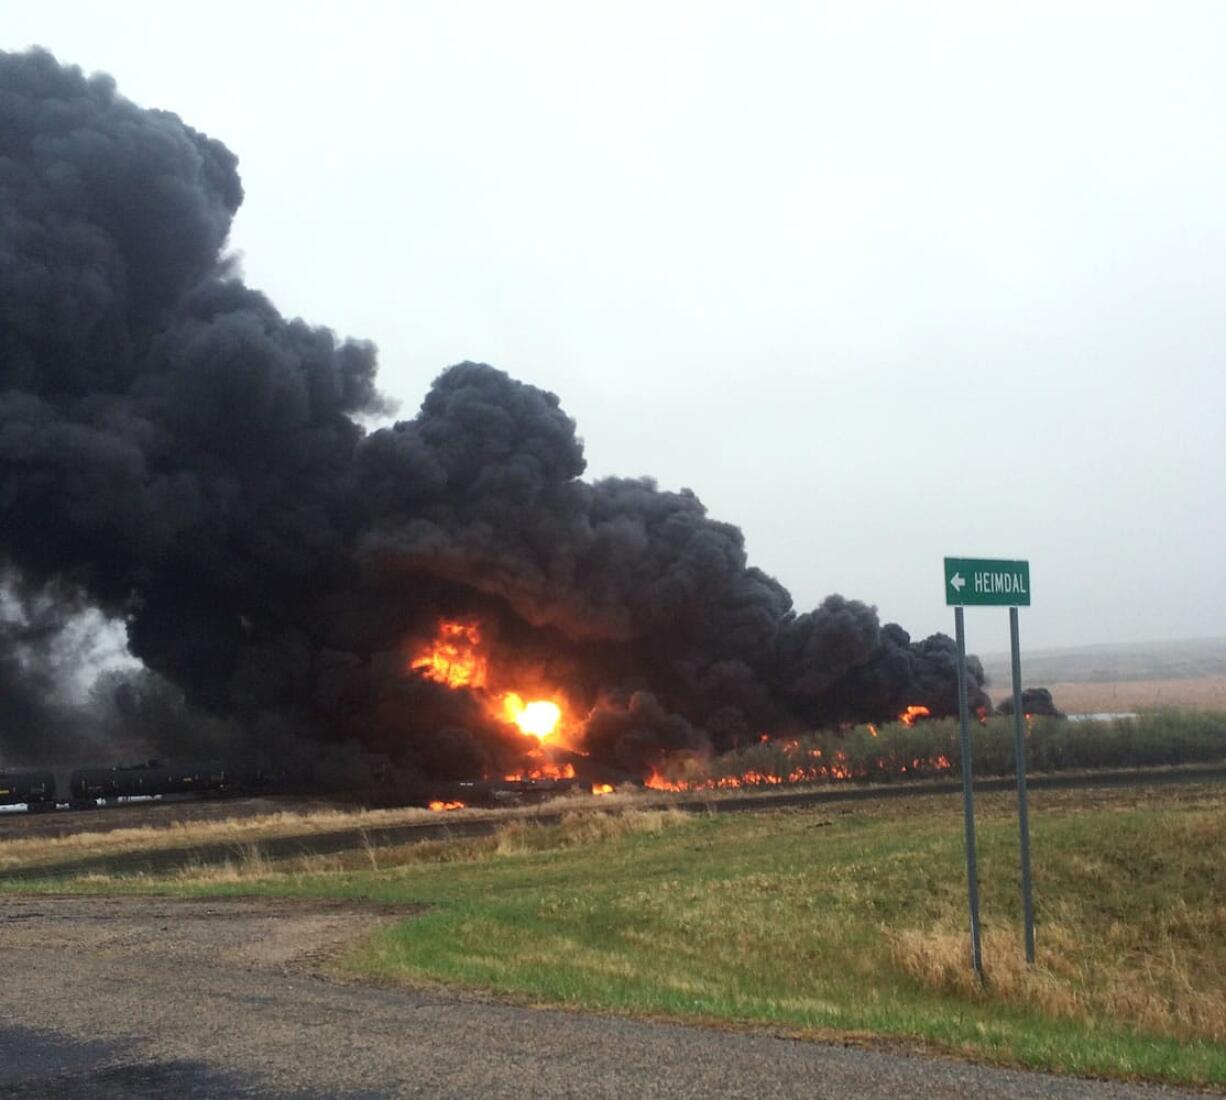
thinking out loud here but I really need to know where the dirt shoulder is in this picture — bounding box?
[0,894,1211,1099]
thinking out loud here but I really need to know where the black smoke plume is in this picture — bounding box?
[997,688,1065,720]
[0,49,987,785]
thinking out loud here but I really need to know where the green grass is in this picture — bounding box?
[26,784,1225,1088]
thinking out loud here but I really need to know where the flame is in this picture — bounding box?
[411,621,960,796]
[411,620,487,689]
[502,692,562,741]
[642,741,956,792]
[428,800,465,812]
[410,619,570,749]
[504,762,576,781]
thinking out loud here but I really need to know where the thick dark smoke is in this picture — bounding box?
[0,49,987,784]
[997,688,1065,719]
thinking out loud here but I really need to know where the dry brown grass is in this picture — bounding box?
[60,808,692,887]
[890,921,1226,1044]
[887,793,1226,1046]
[492,808,686,855]
[1049,676,1226,713]
[0,806,416,871]
[0,794,647,873]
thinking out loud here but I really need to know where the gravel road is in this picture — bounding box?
[0,895,1212,1099]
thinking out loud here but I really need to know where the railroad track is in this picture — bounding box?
[3,764,1224,883]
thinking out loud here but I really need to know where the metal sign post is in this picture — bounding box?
[1010,607,1036,964]
[953,605,983,977]
[945,556,1035,972]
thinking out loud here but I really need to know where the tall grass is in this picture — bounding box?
[655,710,1226,789]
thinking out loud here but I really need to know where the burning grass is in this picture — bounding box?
[21,782,1226,1087]
[646,709,1226,791]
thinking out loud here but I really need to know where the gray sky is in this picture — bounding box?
[5,1,1224,651]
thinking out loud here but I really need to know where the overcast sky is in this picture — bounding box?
[5,1,1224,652]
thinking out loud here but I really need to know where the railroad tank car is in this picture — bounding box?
[69,760,228,803]
[0,770,57,810]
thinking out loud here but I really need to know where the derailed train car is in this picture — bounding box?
[0,770,57,811]
[69,760,229,805]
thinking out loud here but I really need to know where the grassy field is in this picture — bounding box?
[978,637,1226,688]
[1046,678,1226,714]
[12,783,1225,1088]
[978,637,1226,714]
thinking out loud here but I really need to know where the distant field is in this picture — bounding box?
[977,637,1226,715]
[1044,677,1226,714]
[980,636,1226,687]
[12,783,1226,1088]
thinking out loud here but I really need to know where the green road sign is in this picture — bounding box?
[944,557,1031,606]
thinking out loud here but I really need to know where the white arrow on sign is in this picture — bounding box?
[950,572,966,592]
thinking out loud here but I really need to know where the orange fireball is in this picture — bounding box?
[411,620,569,746]
[502,692,562,741]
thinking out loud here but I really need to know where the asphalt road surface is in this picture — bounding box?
[0,896,1210,1099]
